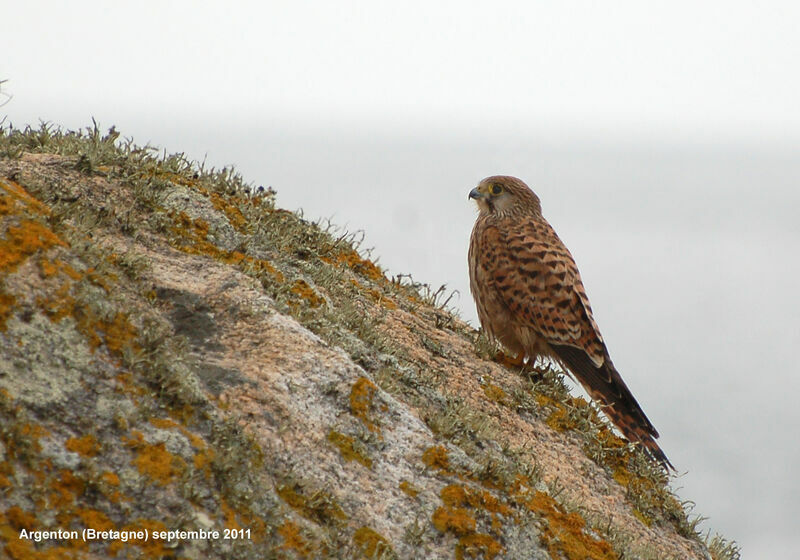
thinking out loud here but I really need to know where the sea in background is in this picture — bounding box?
[12,114,800,557]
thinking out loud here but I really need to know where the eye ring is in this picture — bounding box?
[491,184,503,195]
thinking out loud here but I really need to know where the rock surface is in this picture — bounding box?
[0,127,730,559]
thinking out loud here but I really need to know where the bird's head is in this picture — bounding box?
[469,176,542,217]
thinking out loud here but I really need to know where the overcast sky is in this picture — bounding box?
[4,3,799,559]
[5,1,800,139]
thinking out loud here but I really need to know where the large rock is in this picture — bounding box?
[0,128,727,559]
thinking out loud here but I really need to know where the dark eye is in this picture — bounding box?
[491,184,503,195]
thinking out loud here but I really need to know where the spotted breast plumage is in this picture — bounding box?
[468,175,672,469]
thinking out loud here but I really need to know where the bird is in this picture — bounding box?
[468,175,672,470]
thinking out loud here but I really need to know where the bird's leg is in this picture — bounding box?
[494,350,526,369]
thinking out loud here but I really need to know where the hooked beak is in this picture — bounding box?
[468,187,485,200]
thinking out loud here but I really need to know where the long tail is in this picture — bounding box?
[550,344,674,471]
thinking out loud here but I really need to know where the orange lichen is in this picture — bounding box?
[432,505,476,536]
[65,434,100,457]
[76,508,115,532]
[594,424,638,487]
[537,394,603,434]
[149,417,179,430]
[167,209,290,291]
[525,491,616,560]
[166,403,196,425]
[37,257,60,278]
[134,443,184,485]
[322,249,385,282]
[590,424,671,524]
[441,483,512,538]
[125,431,186,485]
[482,383,509,406]
[0,178,50,215]
[209,191,248,232]
[449,485,511,517]
[33,459,52,485]
[237,510,268,544]
[0,192,14,215]
[0,219,67,274]
[0,508,86,560]
[398,480,419,498]
[48,469,84,510]
[193,447,216,476]
[327,430,372,468]
[277,521,312,557]
[37,257,84,281]
[422,445,451,474]
[246,257,285,282]
[5,506,37,531]
[148,415,207,449]
[2,535,35,560]
[221,500,242,531]
[633,508,654,527]
[353,526,393,558]
[170,211,220,257]
[31,261,140,358]
[0,291,15,331]
[596,424,628,453]
[276,484,347,524]
[213,246,243,264]
[100,471,120,486]
[431,481,514,559]
[184,429,206,449]
[350,279,397,310]
[186,214,209,237]
[61,261,84,281]
[36,283,75,323]
[290,279,325,308]
[545,404,574,431]
[277,485,307,510]
[85,267,116,292]
[349,376,380,434]
[113,373,146,399]
[441,484,469,507]
[369,288,396,309]
[535,393,582,432]
[108,519,169,558]
[456,533,504,560]
[164,180,251,233]
[10,423,50,457]
[99,312,139,355]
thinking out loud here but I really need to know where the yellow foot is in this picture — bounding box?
[494,351,525,369]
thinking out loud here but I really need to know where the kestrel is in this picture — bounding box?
[468,176,672,469]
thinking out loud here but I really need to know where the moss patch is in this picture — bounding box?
[398,480,419,498]
[422,445,451,475]
[124,430,186,485]
[327,429,372,468]
[349,376,381,434]
[353,526,394,559]
[64,434,100,457]
[276,484,348,526]
[277,520,313,557]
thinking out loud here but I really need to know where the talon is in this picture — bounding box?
[494,350,525,369]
